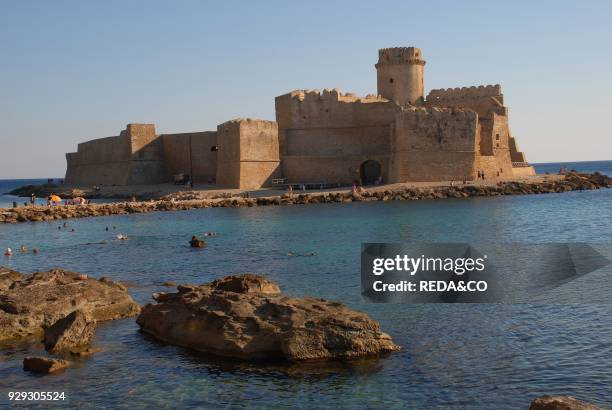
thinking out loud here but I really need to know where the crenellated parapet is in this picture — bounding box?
[425,84,505,117]
[427,84,502,101]
[375,47,426,67]
[281,89,389,104]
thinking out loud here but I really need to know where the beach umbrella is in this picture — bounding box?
[50,195,62,202]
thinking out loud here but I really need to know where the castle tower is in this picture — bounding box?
[375,47,425,106]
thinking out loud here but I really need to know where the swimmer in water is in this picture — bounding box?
[19,245,27,252]
[4,248,13,256]
[116,233,128,240]
[32,248,39,254]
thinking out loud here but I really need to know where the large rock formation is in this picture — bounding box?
[137,274,400,361]
[529,395,601,410]
[43,310,96,353]
[0,268,140,341]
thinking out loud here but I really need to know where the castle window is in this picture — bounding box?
[495,134,500,140]
[389,78,394,83]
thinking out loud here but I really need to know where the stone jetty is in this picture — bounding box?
[1,173,610,225]
[137,274,400,361]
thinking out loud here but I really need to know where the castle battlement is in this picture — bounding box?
[282,89,389,104]
[427,84,502,100]
[376,47,425,67]
[218,118,277,127]
[401,106,474,114]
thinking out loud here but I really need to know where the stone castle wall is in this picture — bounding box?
[216,119,281,189]
[275,89,397,184]
[65,124,165,186]
[161,131,218,183]
[390,107,479,182]
[65,135,131,185]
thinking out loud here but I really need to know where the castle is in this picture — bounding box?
[65,47,534,188]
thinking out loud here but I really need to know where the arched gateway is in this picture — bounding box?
[360,160,382,185]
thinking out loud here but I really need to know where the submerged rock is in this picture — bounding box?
[137,274,400,361]
[23,356,70,374]
[529,395,601,410]
[44,310,96,353]
[0,268,140,341]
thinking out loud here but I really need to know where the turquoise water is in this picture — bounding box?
[0,162,611,408]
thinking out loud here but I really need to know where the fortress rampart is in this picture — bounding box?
[160,131,218,183]
[65,46,535,188]
[275,89,397,184]
[216,119,281,189]
[390,107,479,182]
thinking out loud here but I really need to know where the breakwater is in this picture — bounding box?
[1,173,610,224]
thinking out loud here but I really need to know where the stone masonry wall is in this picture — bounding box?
[425,85,506,118]
[161,131,218,183]
[216,119,281,189]
[390,107,479,182]
[275,89,397,184]
[65,134,132,185]
[65,124,166,186]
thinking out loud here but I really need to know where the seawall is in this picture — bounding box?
[1,173,610,224]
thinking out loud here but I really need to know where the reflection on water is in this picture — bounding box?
[1,188,612,408]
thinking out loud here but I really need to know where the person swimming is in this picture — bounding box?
[4,248,13,256]
[190,236,206,248]
[19,245,27,252]
[116,233,128,240]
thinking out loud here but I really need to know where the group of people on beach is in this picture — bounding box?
[12,193,90,209]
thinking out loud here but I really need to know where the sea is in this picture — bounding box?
[0,160,611,408]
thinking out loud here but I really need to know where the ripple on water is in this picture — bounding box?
[1,189,612,408]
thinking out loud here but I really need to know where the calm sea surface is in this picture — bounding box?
[1,161,611,409]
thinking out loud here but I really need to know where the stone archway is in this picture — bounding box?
[360,160,382,185]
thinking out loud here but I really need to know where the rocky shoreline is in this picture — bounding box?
[2,173,610,225]
[0,268,605,407]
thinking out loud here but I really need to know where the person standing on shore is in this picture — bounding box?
[30,194,36,206]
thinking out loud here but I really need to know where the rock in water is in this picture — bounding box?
[137,274,400,361]
[44,310,96,352]
[23,357,70,374]
[0,268,140,341]
[529,395,601,410]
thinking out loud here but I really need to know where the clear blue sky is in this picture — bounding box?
[1,0,611,178]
